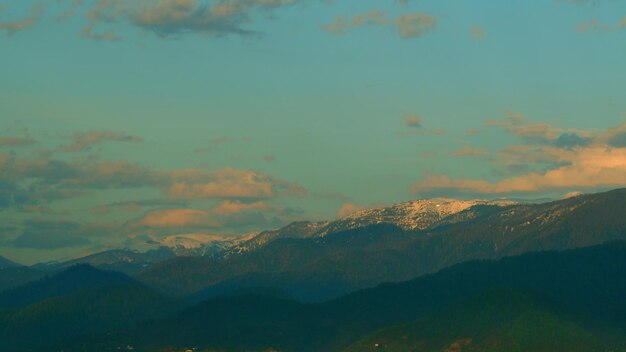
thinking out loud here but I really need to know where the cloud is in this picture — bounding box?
[1,146,305,214]
[281,182,307,197]
[58,130,143,152]
[131,208,217,228]
[193,135,250,153]
[19,205,67,215]
[557,0,594,4]
[470,26,485,39]
[603,123,626,147]
[130,199,284,231]
[484,111,561,142]
[553,132,592,148]
[56,0,85,22]
[324,11,436,38]
[336,202,366,218]
[484,112,593,148]
[0,152,158,194]
[90,203,141,215]
[451,146,486,157]
[165,167,303,200]
[12,220,91,249]
[211,200,269,215]
[0,136,36,147]
[575,17,626,33]
[318,191,352,203]
[412,119,626,197]
[76,0,304,40]
[413,145,626,196]
[561,191,583,199]
[403,114,422,128]
[395,13,436,38]
[0,3,43,35]
[262,155,276,163]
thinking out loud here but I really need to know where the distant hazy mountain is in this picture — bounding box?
[57,241,626,352]
[0,264,135,308]
[138,189,626,300]
[33,234,249,274]
[0,256,19,269]
[33,247,177,274]
[0,283,181,351]
[0,266,46,293]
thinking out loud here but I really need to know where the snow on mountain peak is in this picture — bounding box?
[341,198,516,231]
[161,234,230,250]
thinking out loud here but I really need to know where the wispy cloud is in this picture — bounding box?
[403,114,423,128]
[336,202,366,219]
[0,3,43,36]
[470,26,485,39]
[12,219,92,249]
[450,146,486,157]
[412,122,626,197]
[324,10,437,38]
[165,167,303,200]
[58,130,143,152]
[74,0,305,40]
[0,136,36,147]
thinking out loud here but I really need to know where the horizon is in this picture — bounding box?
[2,186,617,266]
[1,0,626,264]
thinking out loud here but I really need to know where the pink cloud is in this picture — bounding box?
[131,208,218,228]
[336,203,367,218]
[413,146,626,195]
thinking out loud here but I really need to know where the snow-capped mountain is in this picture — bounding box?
[160,234,246,256]
[41,198,517,271]
[228,198,516,254]
[324,198,516,233]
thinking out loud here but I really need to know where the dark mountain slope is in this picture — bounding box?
[0,256,19,269]
[0,264,134,308]
[139,224,412,298]
[345,288,605,352]
[60,241,626,352]
[137,189,626,301]
[0,283,183,352]
[0,266,46,293]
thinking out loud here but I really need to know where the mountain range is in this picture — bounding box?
[0,256,19,270]
[19,188,626,302]
[2,188,626,351]
[13,240,625,352]
[135,188,626,301]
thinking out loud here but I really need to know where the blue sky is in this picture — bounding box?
[1,0,625,264]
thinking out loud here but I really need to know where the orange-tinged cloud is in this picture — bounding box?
[336,203,367,218]
[212,200,270,216]
[451,146,486,157]
[404,114,423,128]
[324,11,436,38]
[165,167,300,200]
[413,146,626,195]
[59,130,143,152]
[0,3,43,35]
[132,208,217,228]
[484,111,562,142]
[0,136,36,147]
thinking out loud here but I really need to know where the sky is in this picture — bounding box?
[1,0,626,264]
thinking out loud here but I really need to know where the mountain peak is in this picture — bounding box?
[340,197,517,231]
[0,256,20,269]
